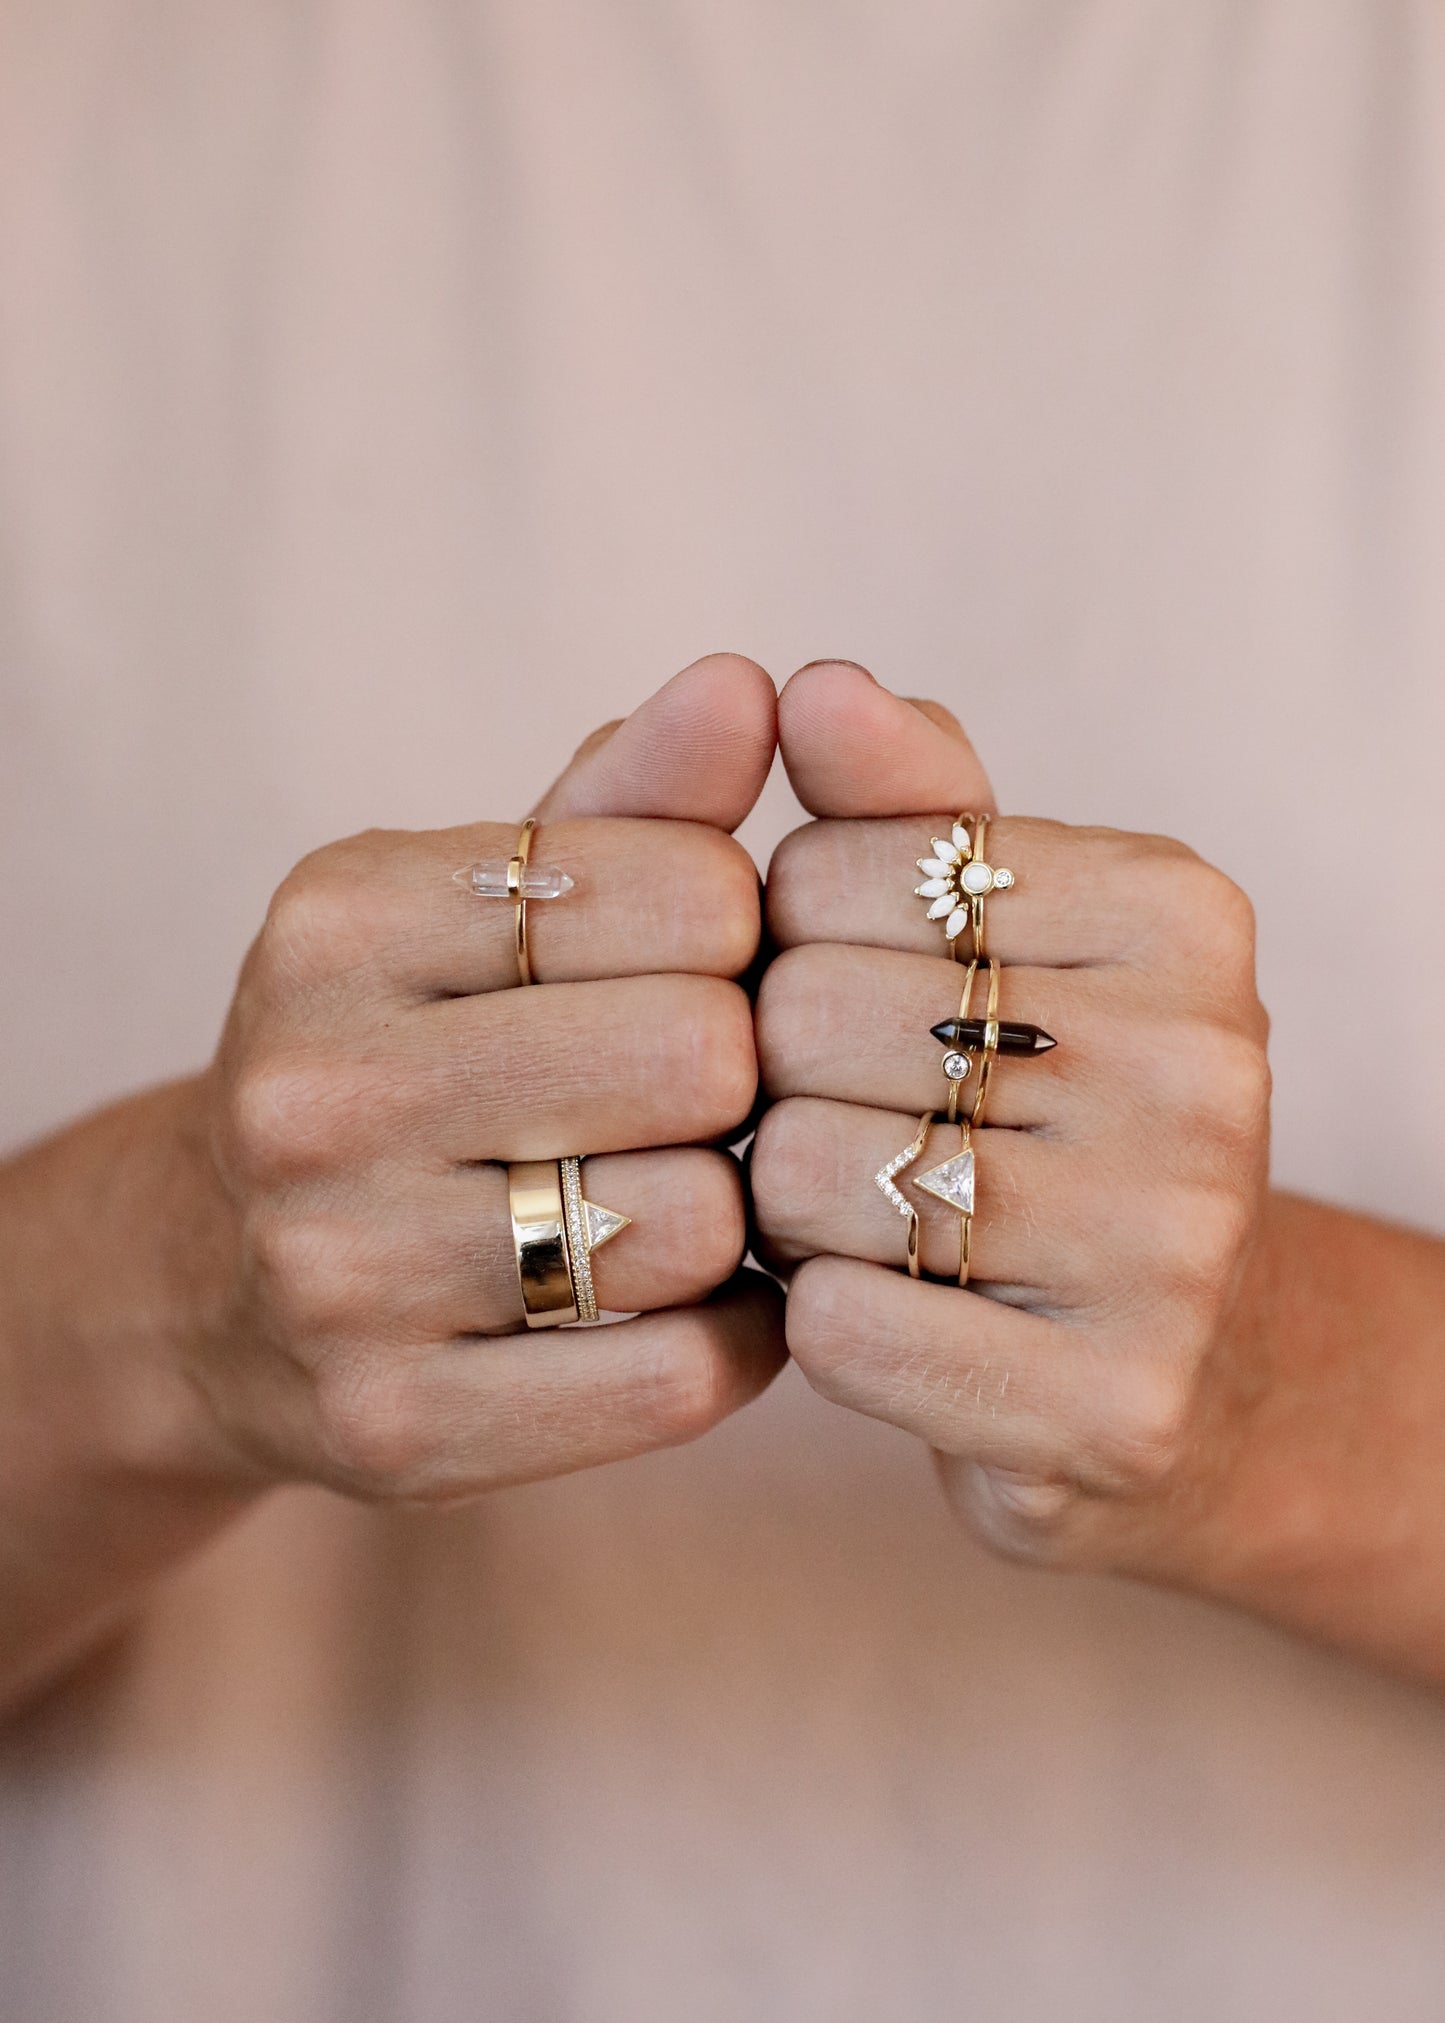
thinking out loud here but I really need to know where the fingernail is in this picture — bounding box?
[795,658,877,682]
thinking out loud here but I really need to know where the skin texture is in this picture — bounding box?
[752,661,1445,1682]
[0,655,786,1714]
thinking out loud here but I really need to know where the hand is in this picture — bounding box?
[751,661,1271,1573]
[186,655,786,1500]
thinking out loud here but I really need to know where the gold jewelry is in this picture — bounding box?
[874,1111,935,1278]
[509,817,538,986]
[915,812,1014,961]
[462,819,575,987]
[508,1158,577,1326]
[941,958,1001,1128]
[913,1120,976,1287]
[560,1155,631,1324]
[508,1157,631,1328]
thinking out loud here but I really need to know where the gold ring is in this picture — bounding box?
[941,958,1001,1127]
[913,1119,976,1287]
[462,819,575,987]
[915,812,1014,961]
[874,1112,976,1286]
[508,817,537,986]
[874,1111,935,1278]
[508,1157,632,1329]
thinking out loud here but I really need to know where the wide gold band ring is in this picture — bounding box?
[508,1157,632,1329]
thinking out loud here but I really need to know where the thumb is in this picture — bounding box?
[531,653,777,831]
[776,660,996,818]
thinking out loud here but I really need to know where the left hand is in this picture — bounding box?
[751,661,1272,1572]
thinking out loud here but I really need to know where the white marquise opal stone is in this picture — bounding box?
[915,878,950,898]
[952,823,972,853]
[468,861,576,899]
[915,1149,976,1215]
[917,857,952,878]
[927,894,956,919]
[945,906,970,940]
[930,839,959,863]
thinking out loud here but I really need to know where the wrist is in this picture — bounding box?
[0,1075,265,1496]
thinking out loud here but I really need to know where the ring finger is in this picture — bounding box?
[751,1095,1136,1303]
[276,1146,748,1341]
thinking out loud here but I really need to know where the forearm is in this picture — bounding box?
[0,1080,261,1716]
[1124,1191,1445,1681]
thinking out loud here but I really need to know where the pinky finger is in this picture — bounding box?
[314,1270,787,1500]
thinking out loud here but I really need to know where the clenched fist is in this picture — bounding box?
[751,661,1271,1574]
[188,656,787,1500]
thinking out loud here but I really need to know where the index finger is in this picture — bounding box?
[766,813,1208,972]
[268,816,761,1001]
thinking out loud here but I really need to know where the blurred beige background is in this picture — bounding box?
[2,2,1445,2018]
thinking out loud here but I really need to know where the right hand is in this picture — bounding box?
[185,656,786,1500]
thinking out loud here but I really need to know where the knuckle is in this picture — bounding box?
[1151,1183,1252,1301]
[670,1158,746,1287]
[782,1255,859,1400]
[1143,855,1256,967]
[749,1099,821,1251]
[311,1358,436,1497]
[1204,1033,1272,1143]
[754,945,836,1090]
[663,979,757,1131]
[691,830,762,976]
[1092,1362,1192,1493]
[246,1210,361,1338]
[634,1333,736,1446]
[262,837,393,984]
[765,822,839,946]
[228,1056,374,1183]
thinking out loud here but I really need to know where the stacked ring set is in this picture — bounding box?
[467,819,632,1329]
[873,813,1054,1287]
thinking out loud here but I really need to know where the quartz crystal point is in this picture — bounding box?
[465,861,575,899]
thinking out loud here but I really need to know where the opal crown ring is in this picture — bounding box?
[915,811,1014,960]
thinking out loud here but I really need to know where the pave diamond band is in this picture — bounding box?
[874,1111,936,1278]
[559,1156,631,1325]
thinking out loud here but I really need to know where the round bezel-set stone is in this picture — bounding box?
[942,1051,972,1081]
[960,860,995,896]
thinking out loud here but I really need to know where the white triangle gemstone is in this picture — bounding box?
[584,1200,631,1253]
[914,1149,975,1216]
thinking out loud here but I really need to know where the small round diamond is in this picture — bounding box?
[942,1051,971,1081]
[960,861,994,896]
[993,867,1015,889]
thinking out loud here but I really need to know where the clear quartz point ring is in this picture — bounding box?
[460,862,575,898]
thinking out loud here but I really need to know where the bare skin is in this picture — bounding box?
[0,655,787,1716]
[752,661,1445,1684]
[5,652,1445,1716]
